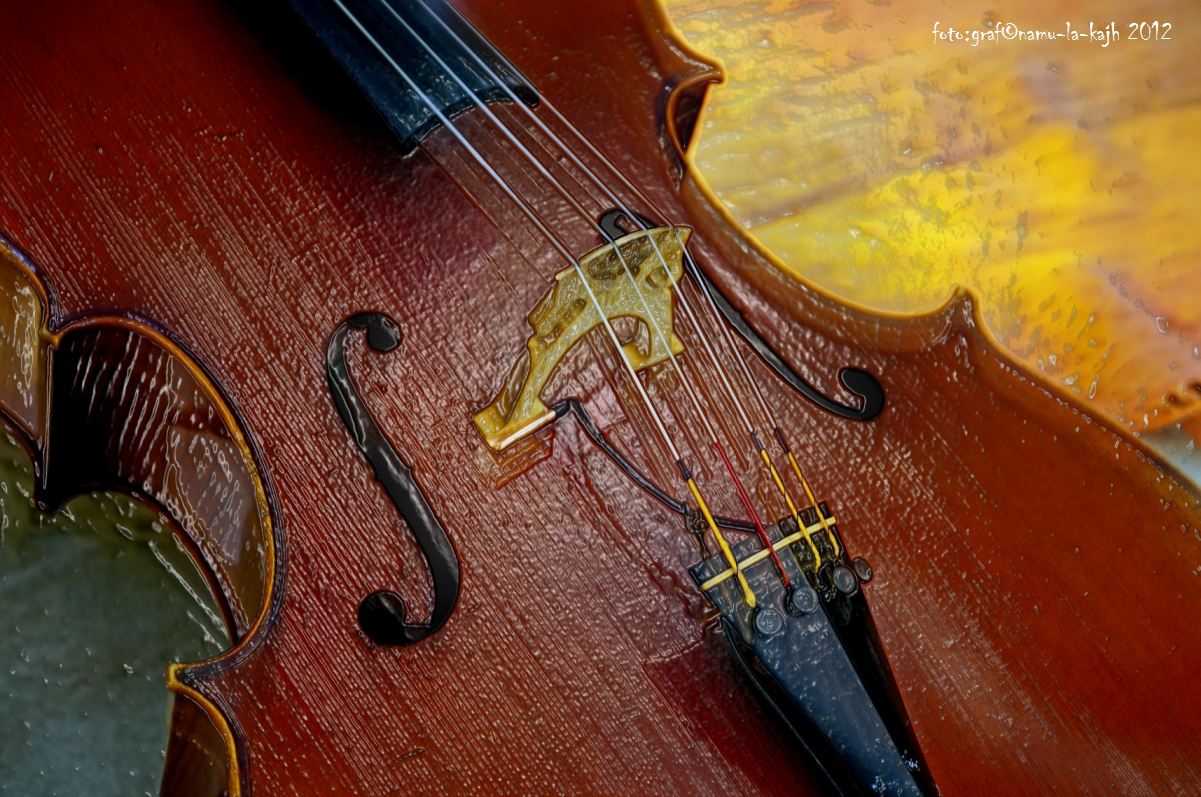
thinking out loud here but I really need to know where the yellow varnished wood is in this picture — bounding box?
[664,0,1201,436]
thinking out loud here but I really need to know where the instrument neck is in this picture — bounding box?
[289,0,538,153]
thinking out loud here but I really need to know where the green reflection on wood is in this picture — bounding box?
[0,429,228,797]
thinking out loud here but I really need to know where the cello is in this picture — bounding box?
[0,0,1198,793]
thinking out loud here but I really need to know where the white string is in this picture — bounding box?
[403,0,781,448]
[375,0,737,449]
[326,0,688,464]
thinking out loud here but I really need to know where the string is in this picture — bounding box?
[683,260,839,556]
[326,0,761,606]
[504,117,828,570]
[375,0,793,588]
[405,0,831,566]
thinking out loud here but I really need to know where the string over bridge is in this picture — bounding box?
[473,226,690,450]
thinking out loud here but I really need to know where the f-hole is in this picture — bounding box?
[598,209,884,421]
[325,312,461,645]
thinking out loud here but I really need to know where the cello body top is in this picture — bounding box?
[0,1,1199,794]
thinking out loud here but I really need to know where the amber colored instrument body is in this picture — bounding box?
[1,1,1199,795]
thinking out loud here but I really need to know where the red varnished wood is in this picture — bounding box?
[1,1,1200,795]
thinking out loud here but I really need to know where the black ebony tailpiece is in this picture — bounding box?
[690,508,937,796]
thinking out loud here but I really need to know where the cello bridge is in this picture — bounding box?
[472,225,690,450]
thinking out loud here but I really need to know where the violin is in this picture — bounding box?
[1,0,1199,794]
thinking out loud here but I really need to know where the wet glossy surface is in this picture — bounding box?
[0,432,226,796]
[1,1,1200,795]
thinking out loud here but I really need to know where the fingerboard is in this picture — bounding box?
[290,0,538,152]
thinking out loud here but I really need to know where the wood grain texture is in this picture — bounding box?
[1,1,1200,795]
[663,0,1201,438]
